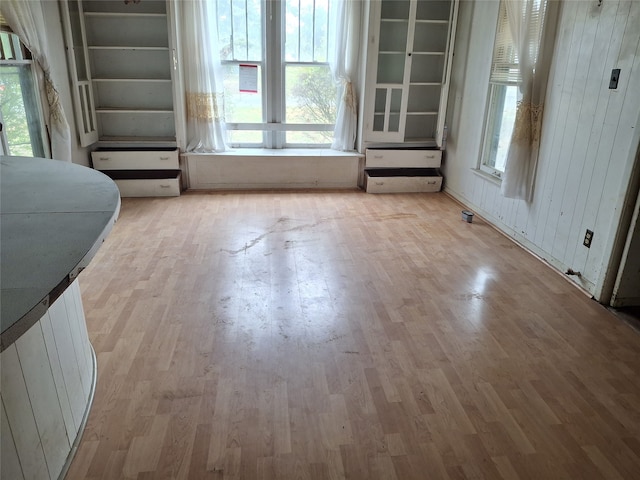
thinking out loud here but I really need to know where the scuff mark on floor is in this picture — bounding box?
[220,217,322,255]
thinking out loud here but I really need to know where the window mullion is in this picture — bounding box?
[245,0,249,60]
[298,0,301,61]
[325,0,330,61]
[312,0,316,62]
[264,0,283,148]
[230,0,235,59]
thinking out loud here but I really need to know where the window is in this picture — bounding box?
[215,0,336,148]
[480,1,521,178]
[480,0,547,178]
[482,83,520,176]
[0,31,46,157]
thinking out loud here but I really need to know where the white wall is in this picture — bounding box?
[443,0,640,301]
[42,0,92,166]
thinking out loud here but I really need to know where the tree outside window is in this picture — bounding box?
[0,32,46,157]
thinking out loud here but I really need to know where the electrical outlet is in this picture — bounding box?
[583,229,594,248]
[609,69,620,89]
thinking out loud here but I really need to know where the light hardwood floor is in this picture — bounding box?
[67,191,640,480]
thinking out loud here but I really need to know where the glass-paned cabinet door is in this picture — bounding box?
[60,0,98,147]
[373,87,403,133]
[367,0,412,140]
[365,0,458,146]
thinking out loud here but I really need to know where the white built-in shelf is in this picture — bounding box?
[84,12,167,17]
[96,108,174,113]
[403,138,438,144]
[68,0,175,148]
[98,136,176,143]
[415,19,449,24]
[92,78,172,83]
[84,11,169,48]
[82,0,167,15]
[87,0,175,145]
[88,46,169,50]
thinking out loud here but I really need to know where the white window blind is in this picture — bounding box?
[490,2,519,84]
[489,0,546,85]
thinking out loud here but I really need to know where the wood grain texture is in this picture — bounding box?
[66,191,640,479]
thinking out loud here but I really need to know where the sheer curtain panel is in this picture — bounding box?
[180,0,227,152]
[3,0,72,161]
[329,0,361,151]
[501,0,558,201]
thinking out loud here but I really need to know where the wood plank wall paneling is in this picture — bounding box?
[50,291,91,429]
[15,321,71,478]
[1,282,94,480]
[443,0,640,300]
[1,394,26,480]
[64,191,640,480]
[42,310,79,443]
[186,154,361,190]
[1,344,50,479]
[551,0,620,266]
[581,1,640,282]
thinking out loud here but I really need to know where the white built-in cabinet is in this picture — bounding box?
[84,0,176,145]
[61,0,182,196]
[363,0,458,148]
[361,0,458,193]
[60,0,98,147]
[62,0,177,147]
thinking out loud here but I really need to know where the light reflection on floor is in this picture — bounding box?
[209,215,350,357]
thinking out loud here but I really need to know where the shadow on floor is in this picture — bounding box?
[609,306,640,333]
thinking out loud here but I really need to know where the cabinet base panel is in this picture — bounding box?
[365,169,442,193]
[113,176,181,197]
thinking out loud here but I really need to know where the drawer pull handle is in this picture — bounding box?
[99,157,110,161]
[425,154,435,159]
[159,157,170,160]
[160,184,171,188]
[373,155,383,159]
[427,181,437,185]
[375,181,384,186]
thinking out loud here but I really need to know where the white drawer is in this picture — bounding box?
[365,170,442,193]
[91,149,179,170]
[365,149,442,168]
[114,175,181,197]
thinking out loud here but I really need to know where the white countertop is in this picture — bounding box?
[1,156,120,350]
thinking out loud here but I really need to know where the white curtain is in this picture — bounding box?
[329,0,361,151]
[180,0,227,152]
[3,0,72,161]
[501,0,556,201]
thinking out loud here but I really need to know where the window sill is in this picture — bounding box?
[184,148,363,158]
[472,168,502,186]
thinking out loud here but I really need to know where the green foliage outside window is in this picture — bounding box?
[0,65,36,156]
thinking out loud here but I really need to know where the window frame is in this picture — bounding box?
[480,81,520,179]
[479,0,549,179]
[479,0,519,179]
[216,0,336,149]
